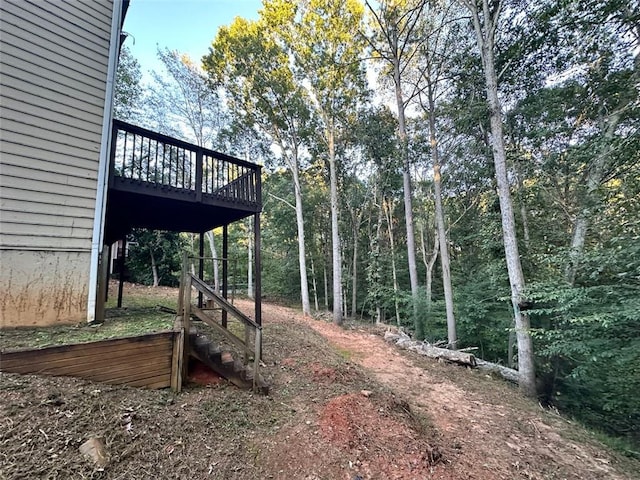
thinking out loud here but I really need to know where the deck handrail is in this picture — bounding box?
[178,254,262,391]
[189,275,262,331]
[109,120,261,206]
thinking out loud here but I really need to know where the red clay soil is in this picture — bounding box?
[187,359,224,387]
[241,299,637,480]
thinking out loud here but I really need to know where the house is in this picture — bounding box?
[0,0,130,327]
[0,0,262,329]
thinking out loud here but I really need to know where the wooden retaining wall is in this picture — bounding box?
[0,331,177,389]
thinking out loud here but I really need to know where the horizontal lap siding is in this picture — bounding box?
[0,0,113,251]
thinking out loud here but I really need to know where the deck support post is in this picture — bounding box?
[117,238,126,308]
[198,232,204,308]
[254,212,262,359]
[105,244,111,301]
[222,225,228,329]
[179,252,191,382]
[95,245,109,324]
[254,213,261,328]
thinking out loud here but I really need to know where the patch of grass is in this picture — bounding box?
[105,293,178,310]
[334,346,353,361]
[592,431,640,459]
[559,419,640,460]
[1,308,174,351]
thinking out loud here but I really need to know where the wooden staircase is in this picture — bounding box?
[188,329,269,394]
[176,257,267,394]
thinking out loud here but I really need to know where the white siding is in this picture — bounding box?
[0,0,114,251]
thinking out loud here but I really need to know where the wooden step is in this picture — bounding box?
[188,329,269,394]
[207,344,222,362]
[221,351,234,366]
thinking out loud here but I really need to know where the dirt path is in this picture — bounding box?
[251,300,636,480]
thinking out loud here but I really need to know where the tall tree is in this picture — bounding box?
[414,0,462,347]
[287,0,368,324]
[146,47,226,148]
[205,14,314,315]
[148,47,230,286]
[459,0,536,397]
[356,106,405,325]
[114,46,143,122]
[127,229,185,287]
[556,0,640,285]
[365,0,425,327]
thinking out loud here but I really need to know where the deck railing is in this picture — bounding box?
[109,120,261,206]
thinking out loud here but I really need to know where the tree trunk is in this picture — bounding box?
[343,283,348,318]
[351,209,362,319]
[428,84,457,348]
[476,359,520,384]
[374,199,384,324]
[328,129,343,324]
[267,166,311,314]
[485,45,535,398]
[150,249,160,287]
[384,198,401,326]
[205,230,220,293]
[421,225,439,313]
[565,110,622,285]
[311,255,319,312]
[515,167,531,252]
[290,154,312,315]
[390,27,420,326]
[384,330,477,367]
[508,324,516,369]
[247,219,254,299]
[463,0,536,397]
[323,258,329,311]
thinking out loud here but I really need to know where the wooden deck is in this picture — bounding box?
[104,120,262,244]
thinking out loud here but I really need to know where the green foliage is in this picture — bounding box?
[530,279,640,443]
[127,229,185,287]
[526,213,640,443]
[260,171,307,303]
[143,0,640,446]
[114,46,143,121]
[456,292,513,362]
[413,292,446,343]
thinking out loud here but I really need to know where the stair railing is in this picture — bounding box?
[178,254,262,391]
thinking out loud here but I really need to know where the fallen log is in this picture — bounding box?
[384,330,477,367]
[383,330,520,384]
[475,360,520,384]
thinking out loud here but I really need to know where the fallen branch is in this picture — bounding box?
[383,329,520,384]
[157,305,177,315]
[475,360,520,384]
[383,330,477,367]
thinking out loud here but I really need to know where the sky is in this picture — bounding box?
[122,0,263,79]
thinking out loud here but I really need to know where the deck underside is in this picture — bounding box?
[105,183,258,244]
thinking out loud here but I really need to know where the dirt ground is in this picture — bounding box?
[1,286,638,479]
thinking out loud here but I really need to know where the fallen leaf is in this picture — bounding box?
[79,437,108,468]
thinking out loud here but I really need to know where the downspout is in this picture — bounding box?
[87,0,124,322]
